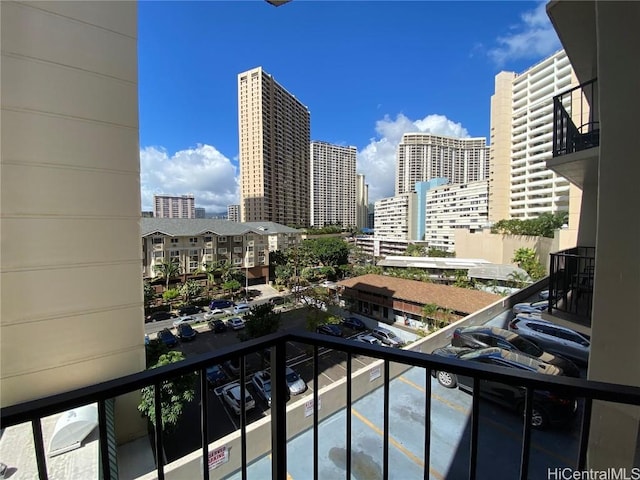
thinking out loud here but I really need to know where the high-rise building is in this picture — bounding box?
[238,67,311,226]
[195,207,206,218]
[356,174,369,231]
[489,50,575,222]
[374,194,417,240]
[310,141,356,228]
[153,194,195,218]
[227,204,240,222]
[396,134,489,195]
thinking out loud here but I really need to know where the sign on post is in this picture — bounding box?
[208,445,229,470]
[304,397,321,417]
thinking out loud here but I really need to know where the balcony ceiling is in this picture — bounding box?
[546,147,599,189]
[546,1,597,84]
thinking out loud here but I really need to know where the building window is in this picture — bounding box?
[234,236,243,242]
[219,236,227,243]
[152,237,164,244]
[204,236,212,242]
[234,247,243,253]
[189,238,198,243]
[170,238,179,244]
[233,257,242,265]
[218,248,227,254]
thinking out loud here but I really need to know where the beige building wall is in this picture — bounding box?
[0,0,145,440]
[488,71,516,223]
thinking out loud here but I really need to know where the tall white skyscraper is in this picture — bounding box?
[310,141,357,228]
[238,67,311,225]
[356,173,369,230]
[153,194,195,218]
[489,50,575,221]
[396,133,489,195]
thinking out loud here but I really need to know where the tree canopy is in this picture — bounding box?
[491,212,568,238]
[240,303,281,340]
[512,247,546,281]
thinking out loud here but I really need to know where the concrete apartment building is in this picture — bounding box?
[310,141,357,228]
[153,193,196,218]
[238,67,311,226]
[1,0,144,444]
[374,194,417,240]
[425,180,489,253]
[396,133,489,195]
[142,218,301,284]
[195,207,206,218]
[355,174,369,231]
[489,50,575,222]
[227,204,240,222]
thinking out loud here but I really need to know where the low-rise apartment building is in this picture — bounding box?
[142,218,301,284]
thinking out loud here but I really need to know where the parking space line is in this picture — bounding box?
[398,376,577,466]
[351,408,444,480]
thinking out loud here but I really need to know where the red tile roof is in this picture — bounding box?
[338,274,500,315]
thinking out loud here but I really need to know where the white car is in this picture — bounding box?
[233,303,251,315]
[221,382,255,415]
[355,333,382,346]
[227,317,246,330]
[203,308,225,320]
[285,366,307,395]
[172,315,196,327]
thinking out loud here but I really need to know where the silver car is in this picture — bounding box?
[512,300,548,315]
[508,315,590,365]
[285,366,307,395]
[371,326,405,347]
[221,382,255,415]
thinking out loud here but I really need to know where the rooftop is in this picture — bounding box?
[140,218,301,237]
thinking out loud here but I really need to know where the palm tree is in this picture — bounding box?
[154,259,181,291]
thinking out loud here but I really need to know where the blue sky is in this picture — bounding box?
[139,0,561,213]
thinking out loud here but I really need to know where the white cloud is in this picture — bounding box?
[140,144,238,214]
[357,113,470,203]
[488,2,561,66]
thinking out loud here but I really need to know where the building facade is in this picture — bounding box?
[489,50,574,221]
[142,218,302,285]
[195,207,206,218]
[355,174,369,231]
[238,67,311,226]
[153,194,196,219]
[227,204,240,222]
[425,180,489,253]
[374,194,417,240]
[310,141,357,228]
[396,133,489,195]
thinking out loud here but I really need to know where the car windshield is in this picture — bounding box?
[386,331,397,338]
[286,371,299,383]
[508,335,543,356]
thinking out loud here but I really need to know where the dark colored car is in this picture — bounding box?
[269,296,285,305]
[224,358,241,376]
[209,319,227,333]
[452,326,580,377]
[176,323,197,341]
[158,328,178,347]
[210,299,235,310]
[206,364,228,387]
[512,300,548,315]
[342,317,367,331]
[316,324,343,336]
[146,311,176,323]
[178,305,203,316]
[431,346,577,429]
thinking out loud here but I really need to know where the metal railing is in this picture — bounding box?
[3,328,640,480]
[552,78,599,157]
[549,246,596,319]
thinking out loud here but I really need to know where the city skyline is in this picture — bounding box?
[139,1,562,213]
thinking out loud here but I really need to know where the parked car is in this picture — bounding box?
[431,346,577,429]
[285,366,307,395]
[224,358,241,376]
[509,316,590,365]
[233,303,251,315]
[512,300,549,315]
[146,311,176,323]
[206,364,228,387]
[251,371,273,406]
[269,296,285,305]
[355,333,382,346]
[176,323,197,341]
[172,315,197,328]
[204,308,225,320]
[342,317,367,331]
[209,319,227,333]
[157,328,178,347]
[227,317,246,330]
[221,382,255,415]
[452,326,580,377]
[316,324,343,336]
[144,334,150,346]
[178,305,203,316]
[210,299,235,310]
[538,290,550,300]
[371,326,405,347]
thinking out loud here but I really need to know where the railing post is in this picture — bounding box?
[271,339,288,480]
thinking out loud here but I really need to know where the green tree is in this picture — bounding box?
[404,244,426,257]
[138,351,196,431]
[154,259,181,291]
[491,212,568,238]
[422,303,439,330]
[222,279,242,299]
[179,279,202,304]
[427,247,454,258]
[506,270,532,289]
[162,288,180,302]
[512,247,546,281]
[300,237,350,268]
[241,303,281,340]
[143,281,156,305]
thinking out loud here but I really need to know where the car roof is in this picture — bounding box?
[459,326,520,341]
[460,347,561,375]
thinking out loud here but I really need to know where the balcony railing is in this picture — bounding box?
[549,246,596,320]
[3,329,640,480]
[552,78,599,157]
